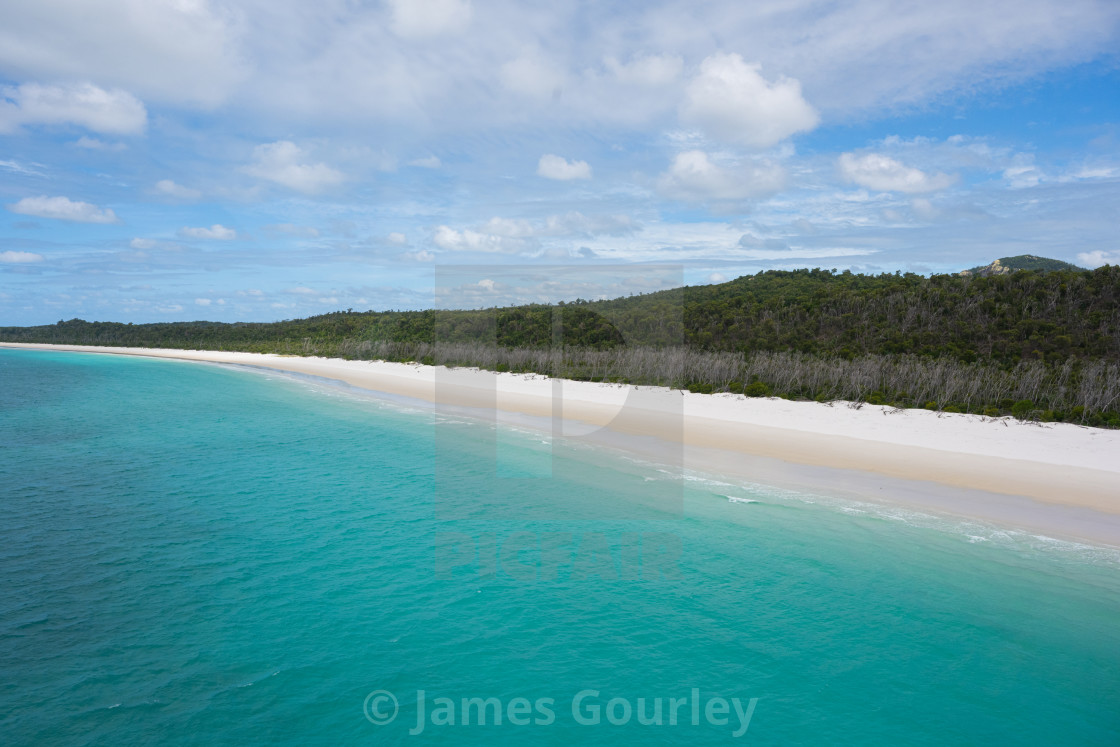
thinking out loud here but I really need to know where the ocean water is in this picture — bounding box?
[2,348,1119,746]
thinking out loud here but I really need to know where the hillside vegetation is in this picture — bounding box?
[4,263,1119,426]
[960,254,1086,277]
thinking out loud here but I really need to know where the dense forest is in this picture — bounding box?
[4,263,1119,426]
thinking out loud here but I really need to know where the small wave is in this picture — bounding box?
[682,473,734,487]
[676,463,1120,567]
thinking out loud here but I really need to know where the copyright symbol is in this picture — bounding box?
[363,690,399,725]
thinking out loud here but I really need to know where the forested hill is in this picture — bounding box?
[4,265,1118,365]
[5,264,1119,425]
[960,254,1086,277]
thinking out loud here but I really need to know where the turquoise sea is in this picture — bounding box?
[2,348,1119,745]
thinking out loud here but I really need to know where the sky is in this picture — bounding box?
[1,0,1119,325]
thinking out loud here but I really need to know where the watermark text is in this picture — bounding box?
[364,687,759,738]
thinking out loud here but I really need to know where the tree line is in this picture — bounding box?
[3,265,1118,426]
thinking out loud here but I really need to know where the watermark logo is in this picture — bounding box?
[434,530,682,581]
[362,689,400,725]
[432,263,686,523]
[363,687,759,738]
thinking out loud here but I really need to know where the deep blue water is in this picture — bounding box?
[1,349,1118,745]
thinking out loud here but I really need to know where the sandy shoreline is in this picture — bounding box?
[5,342,1120,546]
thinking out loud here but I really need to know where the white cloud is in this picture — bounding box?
[1065,165,1117,181]
[409,155,441,168]
[195,298,212,306]
[785,2,1120,114]
[657,150,786,202]
[1003,155,1043,189]
[838,153,956,193]
[680,53,818,147]
[130,238,156,249]
[3,2,1110,132]
[0,159,45,177]
[480,217,534,238]
[432,225,531,254]
[1077,251,1119,269]
[7,195,119,223]
[739,233,789,251]
[537,154,592,180]
[178,224,237,240]
[707,272,727,283]
[73,136,126,151]
[387,0,472,39]
[402,249,435,262]
[432,212,636,257]
[1,4,1117,313]
[0,82,146,135]
[0,250,44,263]
[0,0,246,108]
[243,141,345,194]
[387,232,408,245]
[155,179,201,200]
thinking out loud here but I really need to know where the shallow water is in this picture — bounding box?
[2,349,1118,745]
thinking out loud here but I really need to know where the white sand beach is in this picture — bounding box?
[6,343,1120,545]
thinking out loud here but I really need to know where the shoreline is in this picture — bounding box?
[5,342,1120,546]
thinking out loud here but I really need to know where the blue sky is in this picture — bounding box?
[1,0,1118,325]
